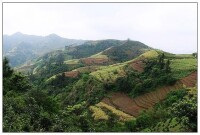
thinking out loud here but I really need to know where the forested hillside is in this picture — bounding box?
[3,38,197,132]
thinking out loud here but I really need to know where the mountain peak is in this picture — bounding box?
[12,32,24,36]
[47,33,60,38]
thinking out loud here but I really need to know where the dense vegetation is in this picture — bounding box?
[3,38,197,132]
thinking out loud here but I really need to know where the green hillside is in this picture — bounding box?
[67,39,122,59]
[3,38,197,132]
[102,40,152,62]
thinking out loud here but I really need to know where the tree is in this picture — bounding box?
[158,53,165,70]
[56,53,64,65]
[165,59,171,73]
[192,53,197,58]
[3,57,13,78]
[170,96,197,131]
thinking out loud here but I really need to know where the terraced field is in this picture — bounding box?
[73,66,101,73]
[64,59,80,65]
[101,71,197,117]
[90,101,135,121]
[64,71,79,78]
[80,57,109,65]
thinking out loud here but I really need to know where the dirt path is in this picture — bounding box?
[101,71,197,117]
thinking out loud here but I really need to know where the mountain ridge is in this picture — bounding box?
[3,32,86,67]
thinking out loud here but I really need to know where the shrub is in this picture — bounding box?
[89,106,109,120]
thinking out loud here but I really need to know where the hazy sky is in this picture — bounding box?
[3,3,197,54]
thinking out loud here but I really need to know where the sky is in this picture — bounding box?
[3,3,197,54]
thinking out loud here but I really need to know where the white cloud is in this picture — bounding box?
[3,3,197,54]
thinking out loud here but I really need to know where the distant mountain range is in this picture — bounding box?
[3,32,85,67]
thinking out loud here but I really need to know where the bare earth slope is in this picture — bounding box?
[101,71,197,117]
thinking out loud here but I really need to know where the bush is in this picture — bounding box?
[170,96,197,131]
[124,120,137,132]
[130,83,145,97]
[136,111,154,130]
[166,76,177,85]
[143,79,153,89]
[164,89,187,107]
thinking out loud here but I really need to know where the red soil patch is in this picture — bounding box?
[102,92,144,117]
[134,96,153,108]
[64,71,79,78]
[80,58,109,65]
[143,93,158,104]
[179,71,197,87]
[129,59,145,73]
[101,71,197,117]
[101,98,116,108]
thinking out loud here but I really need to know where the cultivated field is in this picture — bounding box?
[100,71,197,117]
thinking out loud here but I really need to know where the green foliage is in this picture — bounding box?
[132,54,176,96]
[3,57,13,78]
[3,58,31,95]
[63,76,105,105]
[163,89,187,107]
[114,54,176,97]
[55,53,65,65]
[48,73,78,88]
[169,91,197,131]
[28,89,59,113]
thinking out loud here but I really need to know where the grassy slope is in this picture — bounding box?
[170,58,197,79]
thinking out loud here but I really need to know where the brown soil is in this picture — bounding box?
[64,71,79,78]
[179,71,197,87]
[129,59,145,73]
[101,71,197,117]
